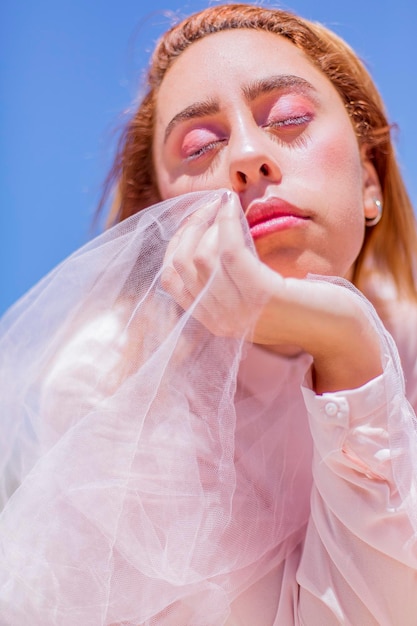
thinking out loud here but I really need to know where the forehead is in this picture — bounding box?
[156,29,335,112]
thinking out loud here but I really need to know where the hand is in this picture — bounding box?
[161,191,383,393]
[161,191,277,339]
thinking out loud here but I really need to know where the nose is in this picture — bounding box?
[228,126,282,192]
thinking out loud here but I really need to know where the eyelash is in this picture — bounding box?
[185,114,313,161]
[263,113,312,129]
[185,139,227,161]
[263,114,312,148]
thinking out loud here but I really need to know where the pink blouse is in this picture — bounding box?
[236,330,417,625]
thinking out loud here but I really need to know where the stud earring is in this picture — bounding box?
[365,198,383,227]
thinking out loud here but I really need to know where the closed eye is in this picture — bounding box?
[263,113,312,130]
[262,113,312,148]
[185,138,227,161]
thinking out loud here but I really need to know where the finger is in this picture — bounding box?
[190,192,244,283]
[161,194,222,308]
[181,192,222,228]
[217,192,251,254]
[165,194,221,263]
[186,194,255,331]
[160,263,195,311]
[164,197,221,298]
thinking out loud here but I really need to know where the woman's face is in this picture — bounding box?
[153,29,378,278]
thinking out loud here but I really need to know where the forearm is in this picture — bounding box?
[255,276,383,394]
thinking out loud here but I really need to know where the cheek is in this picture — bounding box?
[294,126,365,233]
[308,129,361,183]
[156,155,231,201]
[156,170,177,201]
[312,124,363,193]
[153,137,208,200]
[154,149,187,201]
[157,172,209,201]
[153,125,189,201]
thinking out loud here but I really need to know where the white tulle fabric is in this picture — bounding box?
[2,190,417,625]
[0,190,313,625]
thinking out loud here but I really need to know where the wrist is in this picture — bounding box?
[309,303,383,394]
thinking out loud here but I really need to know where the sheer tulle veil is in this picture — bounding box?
[1,189,417,625]
[0,190,313,624]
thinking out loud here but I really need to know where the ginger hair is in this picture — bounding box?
[99,3,417,298]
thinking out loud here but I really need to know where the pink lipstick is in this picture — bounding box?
[246,198,309,239]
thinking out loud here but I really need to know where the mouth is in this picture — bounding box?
[246,197,310,239]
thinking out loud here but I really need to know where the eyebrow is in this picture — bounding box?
[242,74,317,101]
[163,74,317,144]
[163,99,220,144]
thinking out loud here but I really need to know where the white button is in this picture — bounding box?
[324,402,339,417]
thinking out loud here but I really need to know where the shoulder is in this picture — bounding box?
[41,304,132,398]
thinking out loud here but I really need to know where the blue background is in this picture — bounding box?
[1,0,416,314]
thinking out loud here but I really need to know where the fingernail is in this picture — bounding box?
[221,189,233,203]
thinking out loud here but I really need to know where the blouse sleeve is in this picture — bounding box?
[298,321,417,624]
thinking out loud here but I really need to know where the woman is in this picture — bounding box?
[1,3,417,624]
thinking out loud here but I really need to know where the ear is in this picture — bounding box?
[361,145,382,221]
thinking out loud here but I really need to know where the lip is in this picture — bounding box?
[246,197,310,239]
